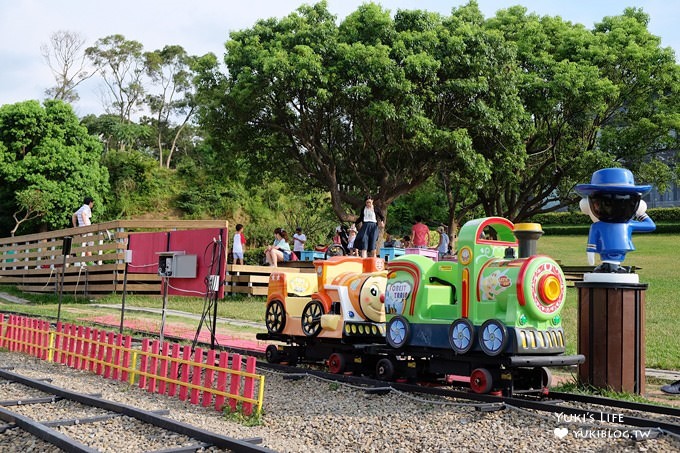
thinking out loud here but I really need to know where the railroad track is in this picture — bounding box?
[67,315,680,438]
[3,310,679,447]
[254,361,680,439]
[0,367,273,453]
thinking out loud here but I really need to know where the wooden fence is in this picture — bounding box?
[0,222,587,297]
[0,314,264,415]
[0,220,228,296]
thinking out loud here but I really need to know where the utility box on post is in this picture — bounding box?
[157,252,197,278]
[576,281,647,394]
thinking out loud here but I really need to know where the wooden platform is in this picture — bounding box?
[0,223,591,298]
[225,263,315,296]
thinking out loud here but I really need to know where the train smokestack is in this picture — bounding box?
[513,223,544,258]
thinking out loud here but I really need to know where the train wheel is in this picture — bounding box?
[376,358,396,381]
[479,319,508,356]
[386,316,410,349]
[470,368,493,394]
[449,318,474,354]
[324,244,345,260]
[327,353,347,374]
[284,349,299,366]
[265,345,281,363]
[301,301,324,337]
[265,300,286,334]
[537,366,552,388]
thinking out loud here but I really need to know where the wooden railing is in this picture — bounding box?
[0,220,228,296]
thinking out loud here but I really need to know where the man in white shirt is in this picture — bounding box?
[72,197,93,227]
[72,196,94,260]
[293,227,307,260]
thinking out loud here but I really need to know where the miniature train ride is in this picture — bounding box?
[257,217,584,394]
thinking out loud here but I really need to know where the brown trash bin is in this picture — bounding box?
[576,281,647,394]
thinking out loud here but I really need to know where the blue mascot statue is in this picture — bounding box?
[575,168,655,273]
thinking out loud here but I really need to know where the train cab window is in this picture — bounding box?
[480,226,498,241]
[331,301,341,314]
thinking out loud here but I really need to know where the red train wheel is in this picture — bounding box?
[327,353,346,374]
[470,368,493,394]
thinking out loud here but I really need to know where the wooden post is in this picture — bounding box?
[203,349,216,408]
[215,352,228,412]
[576,281,647,394]
[190,347,204,404]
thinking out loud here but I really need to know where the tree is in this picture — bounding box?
[85,35,145,122]
[11,189,51,236]
[144,45,199,168]
[197,1,524,224]
[483,6,680,220]
[41,30,94,103]
[0,100,110,235]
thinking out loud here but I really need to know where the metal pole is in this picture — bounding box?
[56,236,72,324]
[57,252,67,324]
[119,262,128,333]
[211,235,224,349]
[159,277,168,344]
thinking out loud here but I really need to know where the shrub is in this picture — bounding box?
[542,223,680,235]
[531,207,680,226]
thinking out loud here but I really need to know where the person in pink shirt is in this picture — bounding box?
[411,216,430,248]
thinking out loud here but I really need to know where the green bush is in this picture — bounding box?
[531,207,680,226]
[542,222,680,235]
[648,207,680,222]
[244,247,266,266]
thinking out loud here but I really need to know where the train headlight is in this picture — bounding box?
[538,274,561,305]
[351,324,357,334]
[519,314,527,326]
[345,325,351,334]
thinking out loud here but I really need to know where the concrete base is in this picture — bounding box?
[583,272,639,284]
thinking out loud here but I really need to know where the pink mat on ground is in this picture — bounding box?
[82,314,268,352]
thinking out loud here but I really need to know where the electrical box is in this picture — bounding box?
[157,252,197,278]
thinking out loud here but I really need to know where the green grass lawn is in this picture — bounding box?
[538,233,680,370]
[1,232,678,370]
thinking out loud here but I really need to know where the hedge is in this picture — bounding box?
[542,222,680,235]
[530,207,680,226]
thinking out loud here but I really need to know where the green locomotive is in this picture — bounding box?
[384,217,567,357]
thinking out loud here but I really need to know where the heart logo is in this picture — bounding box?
[554,427,568,439]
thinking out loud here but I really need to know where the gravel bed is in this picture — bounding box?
[1,352,679,452]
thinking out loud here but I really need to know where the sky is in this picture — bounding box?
[1,0,678,117]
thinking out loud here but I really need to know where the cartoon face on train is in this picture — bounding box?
[265,256,387,339]
[343,273,386,323]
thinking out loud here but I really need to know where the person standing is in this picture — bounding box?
[436,226,450,259]
[232,224,247,265]
[355,195,385,258]
[292,227,307,260]
[347,225,358,256]
[72,196,93,227]
[411,216,430,248]
[72,196,94,261]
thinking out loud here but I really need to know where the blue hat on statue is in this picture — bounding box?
[575,168,652,197]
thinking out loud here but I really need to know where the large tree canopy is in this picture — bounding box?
[0,100,110,234]
[198,1,678,227]
[483,5,680,220]
[197,1,526,220]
